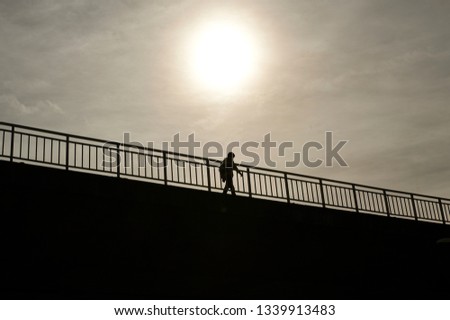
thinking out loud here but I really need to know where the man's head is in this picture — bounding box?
[227,152,235,159]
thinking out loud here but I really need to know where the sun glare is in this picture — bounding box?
[189,22,258,92]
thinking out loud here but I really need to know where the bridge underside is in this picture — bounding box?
[1,160,449,299]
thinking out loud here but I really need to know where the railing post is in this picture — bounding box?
[116,143,121,178]
[246,167,252,198]
[319,179,326,208]
[284,173,290,204]
[65,135,70,170]
[352,184,359,213]
[206,159,211,192]
[10,125,15,162]
[411,194,418,221]
[383,190,390,218]
[163,151,168,185]
[438,198,446,225]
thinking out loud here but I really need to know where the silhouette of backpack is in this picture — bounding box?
[219,161,226,182]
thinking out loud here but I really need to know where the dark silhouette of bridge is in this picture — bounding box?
[1,122,449,225]
[1,122,449,299]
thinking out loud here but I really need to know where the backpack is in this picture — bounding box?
[219,160,226,182]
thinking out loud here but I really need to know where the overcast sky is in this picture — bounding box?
[1,0,450,197]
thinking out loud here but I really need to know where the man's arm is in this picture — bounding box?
[234,163,243,176]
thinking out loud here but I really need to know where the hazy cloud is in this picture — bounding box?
[1,0,450,197]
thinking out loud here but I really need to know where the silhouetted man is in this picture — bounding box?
[220,152,243,196]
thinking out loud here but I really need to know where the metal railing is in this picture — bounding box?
[1,121,449,225]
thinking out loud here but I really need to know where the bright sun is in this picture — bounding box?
[189,22,258,92]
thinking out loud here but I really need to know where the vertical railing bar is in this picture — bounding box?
[402,197,408,217]
[43,137,46,163]
[329,185,335,206]
[418,200,424,220]
[10,126,15,161]
[65,136,69,170]
[260,174,264,196]
[246,168,252,198]
[124,150,128,175]
[299,181,304,201]
[337,187,343,207]
[333,186,337,206]
[404,197,409,217]
[343,188,349,208]
[263,175,268,196]
[302,181,314,202]
[366,192,371,212]
[375,193,380,212]
[26,135,30,160]
[291,180,297,201]
[425,201,431,220]
[316,183,321,204]
[1,129,5,156]
[95,146,98,171]
[275,176,279,197]
[144,154,148,178]
[428,201,433,220]
[156,157,160,180]
[393,196,399,216]
[50,139,54,164]
[163,151,168,185]
[151,156,155,179]
[304,182,310,202]
[188,161,192,185]
[74,142,77,168]
[284,173,290,204]
[372,193,378,212]
[369,193,374,212]
[429,201,434,221]
[428,201,433,221]
[432,201,438,221]
[359,191,365,211]
[19,133,23,159]
[116,143,121,178]
[81,143,84,168]
[200,162,204,187]
[206,159,211,191]
[291,180,296,201]
[183,161,187,184]
[319,179,326,208]
[394,196,400,216]
[35,136,39,161]
[377,193,382,212]
[438,198,446,225]
[345,188,351,208]
[58,140,61,165]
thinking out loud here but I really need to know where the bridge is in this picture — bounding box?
[1,121,449,225]
[1,121,450,299]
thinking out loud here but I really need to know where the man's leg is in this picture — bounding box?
[223,183,228,194]
[224,175,233,195]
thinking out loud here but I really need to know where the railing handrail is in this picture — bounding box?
[0,121,449,225]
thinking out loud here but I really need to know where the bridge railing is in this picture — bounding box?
[1,121,449,225]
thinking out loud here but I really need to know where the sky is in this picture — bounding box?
[1,0,450,198]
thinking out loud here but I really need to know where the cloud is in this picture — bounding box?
[0,94,63,120]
